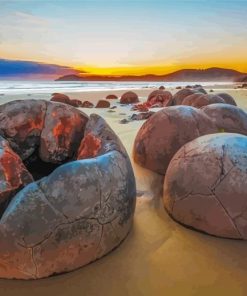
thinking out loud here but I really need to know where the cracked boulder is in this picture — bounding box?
[133,106,218,175]
[164,133,247,239]
[0,100,136,280]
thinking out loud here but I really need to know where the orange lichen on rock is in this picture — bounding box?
[1,150,21,188]
[77,133,102,159]
[52,114,84,148]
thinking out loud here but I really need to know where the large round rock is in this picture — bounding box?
[133,106,218,175]
[182,94,225,108]
[202,103,247,135]
[173,88,200,105]
[164,133,247,239]
[0,100,136,280]
[217,93,237,106]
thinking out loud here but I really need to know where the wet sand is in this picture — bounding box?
[1,85,247,295]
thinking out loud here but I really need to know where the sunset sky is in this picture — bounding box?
[0,0,247,77]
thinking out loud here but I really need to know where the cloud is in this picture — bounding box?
[0,59,83,79]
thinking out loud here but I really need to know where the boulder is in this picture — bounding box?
[0,101,136,280]
[95,100,110,108]
[70,99,83,107]
[164,133,247,239]
[120,91,139,104]
[106,94,118,100]
[202,103,247,135]
[82,100,94,108]
[173,88,197,105]
[159,86,165,90]
[182,93,225,108]
[133,106,218,175]
[217,92,237,106]
[51,93,71,105]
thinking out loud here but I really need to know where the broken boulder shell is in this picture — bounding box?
[164,133,247,239]
[133,106,218,175]
[0,100,136,279]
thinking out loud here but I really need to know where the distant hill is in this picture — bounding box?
[56,67,247,82]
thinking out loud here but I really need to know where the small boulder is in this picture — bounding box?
[120,91,139,104]
[82,101,94,108]
[95,100,110,108]
[106,94,118,100]
[70,99,83,108]
[51,93,71,105]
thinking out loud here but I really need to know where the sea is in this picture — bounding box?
[0,80,230,95]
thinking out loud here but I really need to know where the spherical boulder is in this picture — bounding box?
[133,106,218,175]
[217,92,237,106]
[173,88,198,105]
[82,100,94,108]
[95,100,110,108]
[0,100,136,279]
[51,93,71,105]
[202,103,247,135]
[70,99,83,108]
[159,85,165,90]
[164,133,247,239]
[120,91,139,104]
[182,93,225,108]
[106,94,118,100]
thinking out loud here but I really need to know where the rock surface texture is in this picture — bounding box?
[0,100,136,280]
[163,133,247,239]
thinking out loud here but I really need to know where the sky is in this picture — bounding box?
[0,0,247,76]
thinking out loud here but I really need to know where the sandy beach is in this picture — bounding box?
[1,85,247,295]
